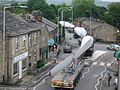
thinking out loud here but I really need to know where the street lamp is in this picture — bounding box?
[61,8,73,39]
[3,5,27,83]
[114,50,120,90]
[86,10,92,35]
[57,7,73,44]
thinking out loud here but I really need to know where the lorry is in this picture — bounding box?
[50,35,94,90]
[51,61,84,90]
[50,22,94,89]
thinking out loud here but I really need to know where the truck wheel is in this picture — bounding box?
[54,87,59,90]
[70,87,74,90]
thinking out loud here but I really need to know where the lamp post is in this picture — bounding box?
[57,7,73,44]
[114,50,120,90]
[3,5,27,83]
[61,8,73,39]
[86,10,92,35]
[90,11,92,35]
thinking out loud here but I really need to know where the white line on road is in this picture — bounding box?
[93,62,97,65]
[100,62,105,66]
[99,70,108,90]
[95,68,107,90]
[33,74,50,90]
[81,63,94,79]
[106,63,111,67]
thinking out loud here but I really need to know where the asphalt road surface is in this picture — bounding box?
[32,45,115,90]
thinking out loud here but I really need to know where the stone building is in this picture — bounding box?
[32,11,57,60]
[0,11,49,84]
[74,17,119,42]
[42,17,58,42]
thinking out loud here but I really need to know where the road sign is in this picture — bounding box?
[114,50,120,58]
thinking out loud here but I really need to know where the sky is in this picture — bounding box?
[101,0,120,2]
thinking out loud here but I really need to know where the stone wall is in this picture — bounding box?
[94,23,117,42]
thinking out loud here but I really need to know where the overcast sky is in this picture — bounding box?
[101,0,120,2]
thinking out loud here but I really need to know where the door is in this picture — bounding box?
[19,60,22,79]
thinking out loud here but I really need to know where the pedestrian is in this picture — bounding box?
[107,73,112,87]
[113,78,118,90]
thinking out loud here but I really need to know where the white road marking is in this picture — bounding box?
[92,50,106,60]
[93,62,98,65]
[100,71,108,90]
[95,68,107,90]
[33,74,50,90]
[81,67,90,79]
[100,62,105,66]
[106,63,111,67]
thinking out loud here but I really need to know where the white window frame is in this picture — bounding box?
[42,36,47,42]
[29,34,32,46]
[16,38,19,51]
[23,36,26,48]
[34,33,37,45]
[13,62,19,77]
[22,58,27,71]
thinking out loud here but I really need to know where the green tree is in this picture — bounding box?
[91,6,107,20]
[105,2,120,29]
[10,3,27,14]
[72,0,95,18]
[27,0,56,22]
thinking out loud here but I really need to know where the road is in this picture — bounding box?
[3,31,114,90]
[31,43,115,90]
[75,51,115,90]
[31,29,115,90]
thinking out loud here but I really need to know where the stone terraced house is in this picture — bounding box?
[74,17,119,43]
[0,11,50,84]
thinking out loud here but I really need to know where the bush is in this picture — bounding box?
[37,60,46,68]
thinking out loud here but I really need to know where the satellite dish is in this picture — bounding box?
[74,27,87,38]
[50,35,93,76]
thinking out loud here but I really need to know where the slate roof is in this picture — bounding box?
[42,17,58,29]
[82,19,103,29]
[0,11,44,36]
[46,25,54,33]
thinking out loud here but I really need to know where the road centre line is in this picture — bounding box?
[33,74,50,90]
[95,68,106,90]
[81,52,106,80]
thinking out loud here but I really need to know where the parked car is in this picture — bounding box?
[106,44,120,51]
[63,45,72,53]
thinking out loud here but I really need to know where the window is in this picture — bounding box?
[22,59,27,71]
[39,30,41,36]
[29,34,32,46]
[23,36,26,48]
[13,62,19,76]
[16,38,19,51]
[42,36,47,42]
[34,33,37,44]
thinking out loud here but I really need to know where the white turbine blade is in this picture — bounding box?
[74,35,93,59]
[59,21,74,28]
[50,35,93,76]
[74,27,87,38]
[50,55,73,76]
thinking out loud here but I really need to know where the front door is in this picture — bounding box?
[19,61,22,79]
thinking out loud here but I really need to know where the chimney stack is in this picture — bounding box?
[32,11,42,22]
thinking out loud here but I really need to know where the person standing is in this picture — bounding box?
[108,73,112,87]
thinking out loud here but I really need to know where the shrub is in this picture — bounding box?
[37,60,45,68]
